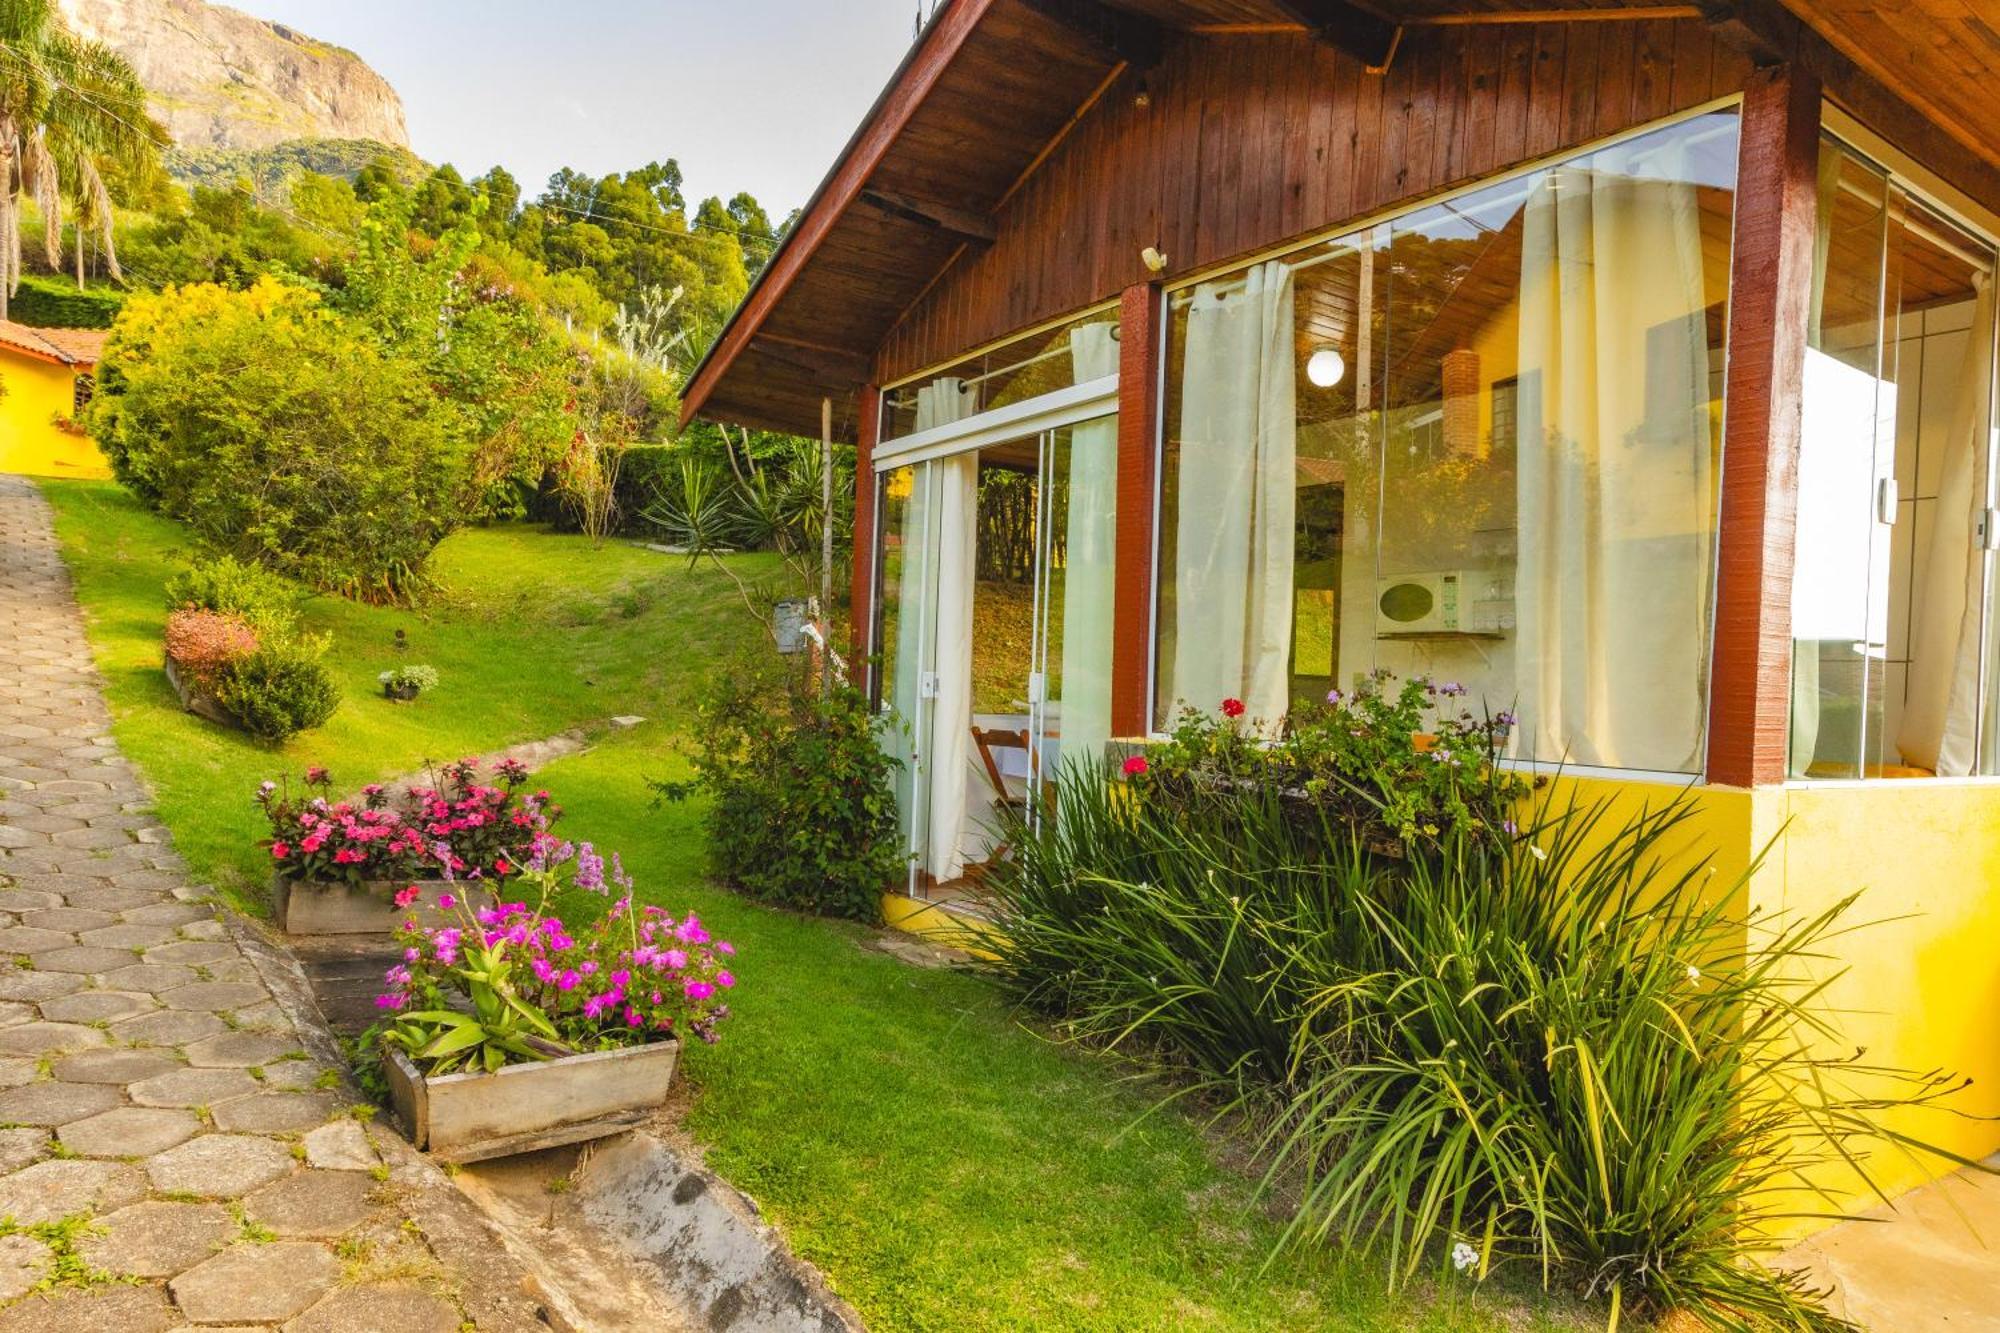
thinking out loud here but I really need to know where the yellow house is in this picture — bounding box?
[0,321,109,479]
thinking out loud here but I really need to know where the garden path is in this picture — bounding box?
[0,475,549,1330]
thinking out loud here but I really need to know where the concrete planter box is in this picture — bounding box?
[385,1041,678,1162]
[272,875,492,937]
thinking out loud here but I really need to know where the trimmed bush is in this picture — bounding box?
[165,554,301,634]
[8,274,123,329]
[213,634,340,742]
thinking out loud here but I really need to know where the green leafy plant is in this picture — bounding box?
[378,663,439,698]
[164,553,301,634]
[656,659,903,922]
[983,769,1988,1329]
[213,633,340,741]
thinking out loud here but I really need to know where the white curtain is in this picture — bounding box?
[1789,147,1844,776]
[1515,146,1713,772]
[893,378,977,882]
[1169,261,1297,728]
[1903,274,1997,775]
[1058,324,1119,772]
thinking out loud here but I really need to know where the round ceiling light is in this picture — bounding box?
[1306,347,1346,388]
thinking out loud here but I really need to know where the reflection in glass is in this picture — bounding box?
[1155,111,1743,773]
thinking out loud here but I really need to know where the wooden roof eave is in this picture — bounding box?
[680,0,1005,433]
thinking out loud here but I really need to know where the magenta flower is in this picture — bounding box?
[684,980,715,1001]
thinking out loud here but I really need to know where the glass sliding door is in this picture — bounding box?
[1790,136,2000,779]
[874,408,1117,900]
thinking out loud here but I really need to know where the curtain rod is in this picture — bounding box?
[1835,174,1994,273]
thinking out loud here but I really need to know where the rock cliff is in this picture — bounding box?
[56,0,408,151]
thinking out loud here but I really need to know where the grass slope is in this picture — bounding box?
[40,478,1591,1332]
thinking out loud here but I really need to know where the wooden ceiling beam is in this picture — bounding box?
[1693,0,1802,68]
[1268,1,1402,72]
[1015,0,1166,73]
[856,187,999,244]
[746,335,872,386]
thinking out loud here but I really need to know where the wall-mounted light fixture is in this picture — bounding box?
[1133,76,1152,109]
[1306,347,1346,388]
[1141,245,1168,274]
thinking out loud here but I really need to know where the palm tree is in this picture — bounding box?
[0,0,162,317]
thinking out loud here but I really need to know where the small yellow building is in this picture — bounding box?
[0,321,109,479]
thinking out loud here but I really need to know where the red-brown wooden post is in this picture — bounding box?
[1706,65,1821,788]
[1111,282,1163,739]
[849,383,883,692]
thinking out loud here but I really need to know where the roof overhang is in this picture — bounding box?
[683,0,2000,438]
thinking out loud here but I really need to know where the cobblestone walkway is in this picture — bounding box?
[0,476,544,1331]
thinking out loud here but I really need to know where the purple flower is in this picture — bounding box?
[684,980,715,1001]
[556,969,581,992]
[716,970,736,989]
[574,842,605,894]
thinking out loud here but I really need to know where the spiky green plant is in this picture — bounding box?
[981,770,1989,1330]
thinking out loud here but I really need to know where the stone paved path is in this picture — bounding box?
[0,477,546,1331]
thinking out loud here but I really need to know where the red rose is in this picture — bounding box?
[1122,755,1149,777]
[1220,698,1246,719]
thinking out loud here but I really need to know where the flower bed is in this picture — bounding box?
[371,837,736,1158]
[257,759,556,935]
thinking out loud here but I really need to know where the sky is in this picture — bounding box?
[232,1,924,217]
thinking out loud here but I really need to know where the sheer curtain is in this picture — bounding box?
[1515,143,1713,771]
[1058,324,1118,772]
[1904,274,1997,774]
[899,378,976,881]
[1788,148,1844,776]
[1169,261,1296,727]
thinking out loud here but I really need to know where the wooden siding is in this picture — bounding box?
[876,19,1753,384]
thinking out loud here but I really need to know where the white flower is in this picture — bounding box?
[1529,843,1547,862]
[1451,1241,1480,1274]
[1685,963,1701,982]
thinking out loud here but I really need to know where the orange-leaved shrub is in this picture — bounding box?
[163,608,258,688]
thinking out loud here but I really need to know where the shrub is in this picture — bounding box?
[213,634,340,742]
[162,608,259,689]
[983,772,1980,1328]
[657,662,903,922]
[379,664,439,696]
[164,554,300,634]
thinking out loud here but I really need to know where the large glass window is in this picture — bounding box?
[1154,110,1742,773]
[1790,137,2000,779]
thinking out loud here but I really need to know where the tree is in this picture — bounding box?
[0,0,164,315]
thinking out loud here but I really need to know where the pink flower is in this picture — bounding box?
[1122,755,1149,777]
[393,886,421,908]
[556,969,580,992]
[333,848,364,865]
[716,941,735,956]
[269,841,291,859]
[438,893,456,910]
[684,979,715,1001]
[716,970,735,989]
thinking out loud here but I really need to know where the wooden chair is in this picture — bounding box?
[971,725,1036,811]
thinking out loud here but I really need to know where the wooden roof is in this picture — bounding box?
[683,0,2000,437]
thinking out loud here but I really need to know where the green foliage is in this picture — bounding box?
[5,273,122,327]
[657,662,902,922]
[166,138,427,198]
[379,663,438,694]
[90,277,476,599]
[213,632,340,742]
[1145,672,1527,848]
[984,769,1982,1327]
[164,553,301,634]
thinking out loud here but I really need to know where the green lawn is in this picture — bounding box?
[38,478,1594,1332]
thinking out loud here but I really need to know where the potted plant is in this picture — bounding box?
[374,838,736,1160]
[258,759,555,935]
[163,608,256,726]
[380,664,439,702]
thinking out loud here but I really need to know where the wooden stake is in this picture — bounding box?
[821,396,835,696]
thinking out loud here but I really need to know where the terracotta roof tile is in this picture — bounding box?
[0,320,106,366]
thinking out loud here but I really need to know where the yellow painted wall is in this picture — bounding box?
[0,352,108,479]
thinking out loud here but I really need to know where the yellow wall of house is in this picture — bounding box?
[0,353,108,479]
